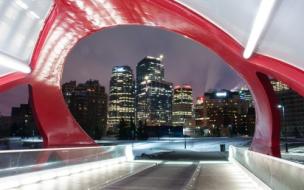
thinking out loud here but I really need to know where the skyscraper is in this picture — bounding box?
[108,66,135,128]
[136,55,172,126]
[62,80,108,139]
[136,55,164,82]
[172,85,194,127]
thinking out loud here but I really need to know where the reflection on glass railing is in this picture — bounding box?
[0,145,126,178]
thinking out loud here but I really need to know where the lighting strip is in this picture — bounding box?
[0,145,116,154]
[15,0,28,10]
[243,0,277,59]
[0,52,31,74]
[0,157,126,189]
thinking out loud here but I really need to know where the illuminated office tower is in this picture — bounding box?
[172,85,194,127]
[136,55,164,82]
[108,66,135,127]
[136,55,172,126]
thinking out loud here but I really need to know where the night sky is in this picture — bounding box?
[0,26,244,116]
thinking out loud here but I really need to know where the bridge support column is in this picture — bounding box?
[248,72,281,157]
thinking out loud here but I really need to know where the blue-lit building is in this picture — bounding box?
[136,55,173,126]
[108,66,135,128]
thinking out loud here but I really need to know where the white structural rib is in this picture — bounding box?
[0,52,31,74]
[243,0,278,59]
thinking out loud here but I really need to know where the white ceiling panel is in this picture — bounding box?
[0,0,53,77]
[176,0,304,71]
[176,0,261,46]
[257,0,304,70]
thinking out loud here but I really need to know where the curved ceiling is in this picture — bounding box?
[0,0,303,77]
[177,0,304,71]
[0,0,53,76]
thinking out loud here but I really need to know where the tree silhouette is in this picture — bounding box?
[137,120,148,140]
[129,117,136,140]
[118,118,128,140]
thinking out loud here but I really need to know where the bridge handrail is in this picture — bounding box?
[0,145,128,178]
[229,146,304,190]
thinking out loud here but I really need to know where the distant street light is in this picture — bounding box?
[278,104,288,153]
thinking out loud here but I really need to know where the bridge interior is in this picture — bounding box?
[8,161,262,190]
[1,0,304,189]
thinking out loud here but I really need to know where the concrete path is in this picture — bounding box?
[9,161,264,190]
[9,162,154,190]
[103,162,197,190]
[193,162,261,190]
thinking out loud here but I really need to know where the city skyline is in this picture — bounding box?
[2,81,255,138]
[63,25,243,97]
[0,25,244,116]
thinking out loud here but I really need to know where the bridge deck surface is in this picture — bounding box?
[193,162,260,190]
[103,162,197,190]
[9,161,263,190]
[9,162,154,190]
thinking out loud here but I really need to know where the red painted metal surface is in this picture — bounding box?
[1,0,304,155]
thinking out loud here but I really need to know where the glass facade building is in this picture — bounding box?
[136,55,164,82]
[172,85,194,127]
[108,66,135,127]
[136,55,172,126]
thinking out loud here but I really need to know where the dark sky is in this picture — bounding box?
[0,25,244,116]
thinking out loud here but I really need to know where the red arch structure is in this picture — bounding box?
[1,0,304,157]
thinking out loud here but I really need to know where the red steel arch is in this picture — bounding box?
[1,0,304,156]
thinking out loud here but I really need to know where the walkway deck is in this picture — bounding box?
[9,161,265,190]
[9,162,154,190]
[194,162,260,190]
